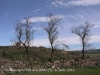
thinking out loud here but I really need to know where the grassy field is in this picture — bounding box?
[5,67,100,75]
[85,54,100,57]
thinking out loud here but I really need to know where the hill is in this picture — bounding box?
[68,49,100,54]
[0,46,100,61]
[0,46,72,61]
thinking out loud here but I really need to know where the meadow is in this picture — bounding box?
[5,67,100,75]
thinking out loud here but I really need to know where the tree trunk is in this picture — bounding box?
[25,46,29,60]
[82,43,85,59]
[82,50,84,59]
[50,46,54,62]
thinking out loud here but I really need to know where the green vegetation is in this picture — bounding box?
[85,54,100,57]
[0,46,100,75]
[5,67,100,75]
[0,46,72,62]
[0,46,100,62]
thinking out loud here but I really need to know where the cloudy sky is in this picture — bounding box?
[0,0,100,50]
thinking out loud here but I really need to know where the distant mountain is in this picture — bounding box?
[68,49,100,54]
[85,49,100,54]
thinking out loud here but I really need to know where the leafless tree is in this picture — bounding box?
[71,21,94,59]
[43,13,62,61]
[15,17,36,59]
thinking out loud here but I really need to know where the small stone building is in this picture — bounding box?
[16,42,21,47]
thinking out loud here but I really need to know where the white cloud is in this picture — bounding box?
[34,9,41,12]
[31,39,50,47]
[66,15,78,20]
[51,0,100,7]
[56,15,65,18]
[29,17,47,22]
[67,0,100,6]
[36,9,41,11]
[77,14,85,19]
[90,35,100,43]
[60,35,100,45]
[94,25,100,28]
[21,17,47,23]
[51,0,67,7]
[32,35,100,47]
[64,14,85,20]
[21,15,65,23]
[93,22,100,28]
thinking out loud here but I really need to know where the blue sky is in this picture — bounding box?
[0,0,100,50]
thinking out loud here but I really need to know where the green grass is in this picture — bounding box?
[0,46,72,62]
[5,67,100,75]
[85,54,100,57]
[85,54,100,56]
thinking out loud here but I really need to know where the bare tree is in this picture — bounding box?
[43,13,62,61]
[15,17,36,59]
[71,21,94,59]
